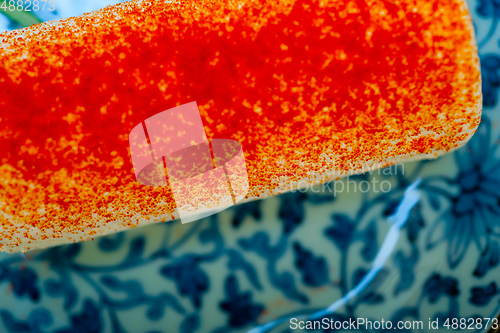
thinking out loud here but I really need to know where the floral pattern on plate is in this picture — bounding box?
[1,0,500,332]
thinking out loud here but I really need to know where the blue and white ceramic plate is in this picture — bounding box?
[1,0,500,332]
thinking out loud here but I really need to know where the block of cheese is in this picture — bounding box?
[0,0,481,252]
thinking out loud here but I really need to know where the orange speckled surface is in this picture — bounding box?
[0,0,481,252]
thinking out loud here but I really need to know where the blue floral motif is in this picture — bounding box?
[480,55,500,107]
[393,244,419,295]
[477,0,500,17]
[160,255,209,308]
[279,191,334,234]
[99,275,185,320]
[403,203,425,243]
[67,299,102,333]
[351,268,389,306]
[0,308,52,333]
[359,221,378,261]
[0,1,499,332]
[476,0,500,49]
[45,271,78,310]
[475,241,500,277]
[40,243,81,268]
[423,119,500,269]
[227,250,262,290]
[324,214,355,251]
[423,274,459,304]
[219,275,264,328]
[180,314,200,333]
[232,201,262,228]
[0,266,40,302]
[98,233,126,252]
[239,232,308,304]
[470,282,499,306]
[422,274,461,322]
[292,242,329,287]
[279,192,308,235]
